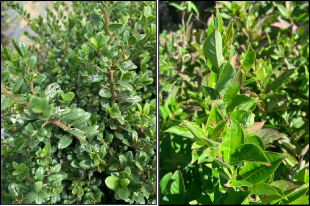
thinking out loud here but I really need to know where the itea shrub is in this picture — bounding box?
[1,1,156,204]
[159,3,308,205]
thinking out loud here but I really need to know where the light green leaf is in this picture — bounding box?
[120,178,130,188]
[35,167,44,181]
[61,92,75,101]
[242,46,256,72]
[249,182,287,199]
[79,160,92,169]
[117,187,130,200]
[206,102,224,135]
[231,143,270,165]
[240,152,287,184]
[220,118,244,164]
[215,62,237,97]
[27,56,37,70]
[203,29,224,70]
[33,74,46,83]
[215,8,224,33]
[253,15,273,32]
[169,170,185,205]
[105,176,119,190]
[164,126,194,139]
[183,120,219,147]
[226,95,256,114]
[160,172,172,195]
[33,181,43,193]
[58,135,73,149]
[1,95,10,110]
[23,191,38,204]
[222,71,243,102]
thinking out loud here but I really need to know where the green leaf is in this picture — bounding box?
[215,8,224,33]
[48,174,65,182]
[27,56,37,70]
[252,15,273,32]
[169,170,185,205]
[58,135,73,149]
[226,179,253,187]
[99,88,112,98]
[109,23,123,30]
[29,97,42,113]
[35,167,44,181]
[203,29,224,70]
[1,96,10,110]
[1,70,10,83]
[222,71,243,102]
[66,129,86,140]
[14,137,25,149]
[187,181,201,202]
[277,4,289,18]
[219,118,244,164]
[242,111,255,128]
[33,74,46,83]
[117,187,130,200]
[244,135,264,150]
[124,96,142,103]
[105,176,119,190]
[12,78,24,94]
[8,183,20,199]
[61,92,75,101]
[249,182,287,199]
[18,41,28,57]
[204,86,218,100]
[215,62,237,97]
[206,102,224,135]
[160,172,172,195]
[265,69,295,93]
[23,191,38,204]
[79,160,92,169]
[231,143,270,165]
[12,38,23,57]
[89,37,98,50]
[91,13,102,27]
[240,152,287,184]
[128,36,137,46]
[223,191,248,204]
[164,126,194,139]
[33,182,42,193]
[242,46,256,72]
[120,178,130,188]
[183,120,219,147]
[209,119,228,140]
[256,128,287,143]
[69,111,91,127]
[226,95,256,114]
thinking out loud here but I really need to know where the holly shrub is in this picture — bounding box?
[159,1,308,205]
[1,1,156,204]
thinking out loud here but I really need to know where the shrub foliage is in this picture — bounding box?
[1,1,156,204]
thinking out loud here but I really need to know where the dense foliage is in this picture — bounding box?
[159,1,309,205]
[1,1,156,204]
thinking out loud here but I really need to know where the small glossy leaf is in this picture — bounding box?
[117,187,130,200]
[23,191,38,204]
[120,178,130,188]
[58,135,73,149]
[105,176,119,190]
[33,74,46,83]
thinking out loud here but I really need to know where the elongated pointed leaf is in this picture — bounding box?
[256,128,287,143]
[249,182,287,199]
[223,71,243,102]
[215,62,237,97]
[231,143,270,165]
[164,126,194,139]
[244,135,264,150]
[244,122,265,135]
[242,46,256,72]
[220,118,244,164]
[203,29,224,69]
[210,119,228,140]
[226,179,253,187]
[160,172,172,195]
[169,170,185,205]
[215,8,223,33]
[204,86,218,100]
[206,102,224,135]
[226,95,256,114]
[253,15,273,32]
[183,120,219,147]
[240,152,287,184]
[265,69,295,93]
